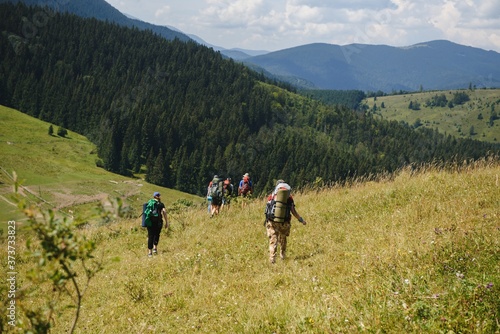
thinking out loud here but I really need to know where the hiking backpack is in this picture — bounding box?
[265,182,292,223]
[141,202,148,227]
[209,177,224,200]
[142,199,160,227]
[224,180,233,196]
[240,177,251,195]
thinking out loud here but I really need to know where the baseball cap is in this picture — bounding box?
[153,192,161,197]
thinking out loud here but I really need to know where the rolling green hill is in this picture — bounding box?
[362,89,500,143]
[1,3,499,198]
[0,105,203,229]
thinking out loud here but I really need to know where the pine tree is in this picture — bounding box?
[149,149,166,186]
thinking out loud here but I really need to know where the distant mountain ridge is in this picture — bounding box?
[3,0,499,92]
[243,40,500,92]
[186,33,269,60]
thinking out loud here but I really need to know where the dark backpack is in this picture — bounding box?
[141,202,148,227]
[240,181,251,195]
[265,184,292,223]
[224,181,233,196]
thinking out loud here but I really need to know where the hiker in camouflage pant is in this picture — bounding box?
[265,180,307,264]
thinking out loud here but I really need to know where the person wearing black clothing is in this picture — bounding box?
[147,192,169,257]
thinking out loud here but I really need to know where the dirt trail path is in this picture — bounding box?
[1,166,144,216]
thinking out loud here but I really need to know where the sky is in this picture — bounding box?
[104,0,500,53]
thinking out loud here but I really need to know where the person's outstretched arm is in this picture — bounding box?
[291,205,306,225]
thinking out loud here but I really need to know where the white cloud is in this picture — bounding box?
[198,0,267,28]
[430,1,460,34]
[104,0,500,52]
[154,6,171,20]
[285,3,322,22]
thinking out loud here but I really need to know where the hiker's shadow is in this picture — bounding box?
[294,248,324,261]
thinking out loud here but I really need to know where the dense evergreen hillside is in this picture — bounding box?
[300,89,367,110]
[1,3,498,196]
[0,0,192,42]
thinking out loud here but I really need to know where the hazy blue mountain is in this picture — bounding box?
[187,33,269,60]
[216,48,269,61]
[0,0,191,42]
[243,40,500,92]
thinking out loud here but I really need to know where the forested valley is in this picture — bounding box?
[1,3,498,196]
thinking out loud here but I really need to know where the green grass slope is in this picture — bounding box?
[2,158,499,332]
[0,105,203,229]
[362,88,500,143]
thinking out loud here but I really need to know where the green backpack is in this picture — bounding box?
[142,199,160,227]
[209,177,224,200]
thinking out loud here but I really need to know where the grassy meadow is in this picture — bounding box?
[2,161,499,332]
[362,88,500,143]
[0,105,203,230]
[0,105,499,333]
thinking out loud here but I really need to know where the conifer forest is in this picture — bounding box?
[1,3,498,195]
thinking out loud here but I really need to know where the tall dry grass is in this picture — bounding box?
[2,157,499,333]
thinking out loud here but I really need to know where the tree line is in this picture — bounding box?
[1,3,498,196]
